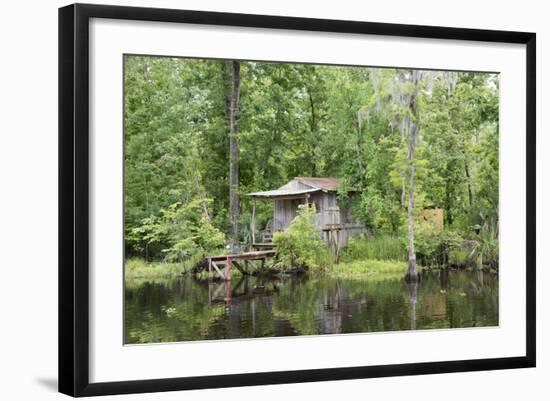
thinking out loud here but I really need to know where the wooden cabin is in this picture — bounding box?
[247,177,367,248]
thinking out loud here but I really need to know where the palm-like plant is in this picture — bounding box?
[469,223,498,269]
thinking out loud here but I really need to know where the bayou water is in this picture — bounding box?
[124,270,498,344]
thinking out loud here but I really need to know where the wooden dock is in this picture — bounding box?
[250,242,274,251]
[206,250,275,281]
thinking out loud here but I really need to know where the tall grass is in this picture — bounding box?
[327,259,408,280]
[342,234,407,262]
[125,258,186,280]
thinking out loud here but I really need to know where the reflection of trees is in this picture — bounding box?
[125,279,226,343]
[273,277,415,335]
[125,271,499,344]
[415,270,499,329]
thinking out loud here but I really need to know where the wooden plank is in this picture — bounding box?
[206,250,275,261]
[251,243,274,251]
[232,260,246,275]
[335,229,341,264]
[211,261,225,279]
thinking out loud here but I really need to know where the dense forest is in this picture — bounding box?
[124,55,499,274]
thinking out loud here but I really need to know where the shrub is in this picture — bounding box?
[273,204,331,270]
[132,198,225,263]
[415,228,462,267]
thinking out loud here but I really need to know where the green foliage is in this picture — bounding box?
[469,224,499,269]
[124,55,499,268]
[342,234,407,262]
[273,204,332,270]
[132,198,225,263]
[449,248,471,267]
[415,227,462,267]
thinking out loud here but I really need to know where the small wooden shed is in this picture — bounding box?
[247,177,366,248]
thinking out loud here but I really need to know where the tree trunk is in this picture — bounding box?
[307,89,318,176]
[406,134,418,281]
[405,70,421,283]
[401,176,406,209]
[226,60,241,248]
[445,178,453,225]
[354,110,366,178]
[464,156,474,208]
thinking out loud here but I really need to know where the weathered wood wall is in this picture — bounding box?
[271,192,367,247]
[273,198,305,231]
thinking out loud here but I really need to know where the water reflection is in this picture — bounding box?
[125,270,498,344]
[407,281,418,330]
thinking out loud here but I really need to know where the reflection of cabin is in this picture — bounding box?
[247,177,367,248]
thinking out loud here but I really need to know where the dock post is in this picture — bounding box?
[225,256,231,281]
[251,200,256,246]
[225,280,232,306]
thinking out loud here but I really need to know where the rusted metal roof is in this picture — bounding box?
[247,177,343,199]
[295,177,340,191]
[247,188,320,199]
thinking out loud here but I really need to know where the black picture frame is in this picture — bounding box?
[59,3,536,397]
